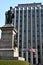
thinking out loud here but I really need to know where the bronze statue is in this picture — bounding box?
[5,7,14,24]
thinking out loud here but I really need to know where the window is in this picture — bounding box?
[33,35,35,37]
[41,24,43,27]
[16,10,18,13]
[42,29,43,32]
[37,35,40,37]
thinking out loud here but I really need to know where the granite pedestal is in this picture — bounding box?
[0,24,25,61]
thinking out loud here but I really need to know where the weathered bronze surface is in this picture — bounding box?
[6,7,14,24]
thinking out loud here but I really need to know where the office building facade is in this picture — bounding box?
[6,3,43,64]
[13,3,43,64]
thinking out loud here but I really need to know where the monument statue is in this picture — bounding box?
[5,7,14,24]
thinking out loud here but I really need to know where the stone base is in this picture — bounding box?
[18,57,25,61]
[0,56,25,61]
[0,49,25,61]
[0,24,25,61]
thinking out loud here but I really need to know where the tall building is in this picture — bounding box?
[5,3,43,64]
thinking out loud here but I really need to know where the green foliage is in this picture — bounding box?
[0,60,31,65]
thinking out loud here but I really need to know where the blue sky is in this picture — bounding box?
[0,0,43,37]
[0,0,43,26]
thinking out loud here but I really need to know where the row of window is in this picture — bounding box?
[16,9,43,13]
